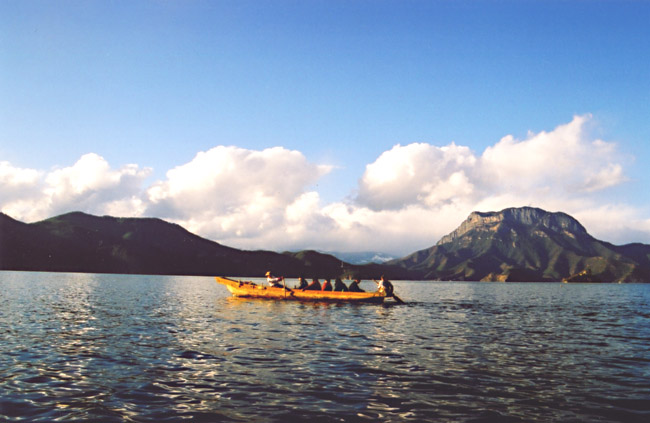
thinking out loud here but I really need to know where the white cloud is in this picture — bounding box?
[317,201,473,254]
[357,142,477,210]
[572,204,650,246]
[354,114,628,220]
[145,146,332,247]
[0,153,150,222]
[479,115,627,194]
[0,161,44,220]
[44,153,151,216]
[0,161,42,188]
[1,115,648,255]
[581,163,625,192]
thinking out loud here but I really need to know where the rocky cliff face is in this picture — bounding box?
[437,207,587,246]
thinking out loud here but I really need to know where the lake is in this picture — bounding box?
[1,272,649,422]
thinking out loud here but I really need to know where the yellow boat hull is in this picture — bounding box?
[215,277,385,303]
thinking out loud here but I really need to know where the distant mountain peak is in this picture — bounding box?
[387,205,650,282]
[323,251,395,265]
[437,206,587,246]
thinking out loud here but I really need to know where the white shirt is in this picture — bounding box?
[267,276,283,286]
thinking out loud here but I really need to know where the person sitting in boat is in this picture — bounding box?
[265,271,284,288]
[296,276,308,289]
[321,278,333,291]
[375,275,394,296]
[302,278,322,291]
[333,277,348,292]
[348,278,364,292]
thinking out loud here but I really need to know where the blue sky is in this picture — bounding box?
[2,0,649,255]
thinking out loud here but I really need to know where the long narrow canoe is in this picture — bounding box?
[215,277,386,303]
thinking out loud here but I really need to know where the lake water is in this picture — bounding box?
[1,272,649,422]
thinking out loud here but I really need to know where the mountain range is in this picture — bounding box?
[0,211,394,279]
[1,207,649,282]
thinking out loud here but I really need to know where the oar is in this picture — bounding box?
[391,292,405,304]
[282,277,294,297]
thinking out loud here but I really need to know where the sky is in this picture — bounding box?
[1,0,649,256]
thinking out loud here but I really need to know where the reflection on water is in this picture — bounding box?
[1,272,649,422]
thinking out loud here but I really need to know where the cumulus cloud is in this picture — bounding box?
[0,161,42,198]
[357,115,626,214]
[479,115,627,194]
[570,204,650,246]
[357,142,477,210]
[145,146,332,246]
[1,115,647,255]
[316,202,471,254]
[0,153,150,222]
[0,161,44,220]
[44,153,151,216]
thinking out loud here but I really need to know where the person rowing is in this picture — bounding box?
[266,271,295,296]
[374,275,394,296]
[374,275,404,304]
[265,271,284,288]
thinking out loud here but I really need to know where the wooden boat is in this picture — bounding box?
[215,277,386,303]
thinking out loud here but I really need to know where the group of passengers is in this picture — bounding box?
[265,271,393,295]
[294,276,366,292]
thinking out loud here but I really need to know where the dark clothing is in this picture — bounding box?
[321,280,333,291]
[296,278,308,289]
[333,278,348,292]
[348,281,364,292]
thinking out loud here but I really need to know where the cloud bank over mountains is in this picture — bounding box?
[2,115,647,254]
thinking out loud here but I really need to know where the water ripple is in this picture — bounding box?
[1,273,650,422]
